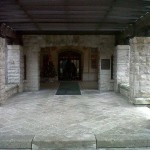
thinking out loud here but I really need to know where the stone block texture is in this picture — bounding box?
[119,83,130,99]
[114,45,130,92]
[25,48,40,91]
[130,37,150,104]
[96,134,150,148]
[0,135,34,149]
[32,134,96,149]
[0,37,6,103]
[7,45,24,92]
[5,84,18,99]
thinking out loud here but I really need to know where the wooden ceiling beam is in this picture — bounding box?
[15,0,40,31]
[97,0,117,30]
[0,23,16,38]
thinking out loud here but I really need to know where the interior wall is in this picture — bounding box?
[40,46,98,81]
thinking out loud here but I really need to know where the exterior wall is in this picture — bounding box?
[0,37,6,103]
[114,45,130,92]
[23,35,115,92]
[130,37,150,104]
[5,84,18,100]
[99,45,114,91]
[7,45,24,92]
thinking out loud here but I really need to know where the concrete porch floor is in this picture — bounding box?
[0,89,150,149]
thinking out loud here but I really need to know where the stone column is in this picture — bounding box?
[114,45,130,92]
[7,45,24,92]
[99,46,114,92]
[98,48,101,91]
[0,37,6,103]
[26,46,40,91]
[130,37,150,104]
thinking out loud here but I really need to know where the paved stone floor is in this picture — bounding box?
[0,89,150,138]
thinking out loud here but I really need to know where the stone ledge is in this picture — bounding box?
[1,134,150,149]
[32,134,96,149]
[5,84,19,99]
[96,134,150,148]
[116,45,130,50]
[119,83,129,90]
[5,84,18,92]
[0,149,31,150]
[133,98,150,105]
[118,83,130,99]
[0,135,34,149]
[7,45,22,50]
[97,148,150,150]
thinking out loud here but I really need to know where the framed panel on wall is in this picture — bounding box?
[101,59,110,70]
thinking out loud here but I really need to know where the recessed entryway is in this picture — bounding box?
[58,50,81,81]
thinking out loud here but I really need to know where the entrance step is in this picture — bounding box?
[96,134,150,149]
[32,134,96,149]
[0,135,34,149]
[0,134,150,149]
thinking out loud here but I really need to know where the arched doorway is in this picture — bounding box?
[58,51,81,81]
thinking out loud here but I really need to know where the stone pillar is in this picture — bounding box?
[130,37,150,104]
[0,37,6,103]
[99,46,114,92]
[26,46,40,91]
[114,45,130,92]
[98,48,100,91]
[7,45,24,92]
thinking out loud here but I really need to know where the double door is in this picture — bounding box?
[58,51,81,80]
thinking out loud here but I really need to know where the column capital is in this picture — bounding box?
[130,37,150,44]
[7,45,22,50]
[116,45,130,50]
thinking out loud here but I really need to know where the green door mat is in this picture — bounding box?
[56,82,81,95]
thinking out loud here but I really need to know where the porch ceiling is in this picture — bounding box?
[0,0,150,34]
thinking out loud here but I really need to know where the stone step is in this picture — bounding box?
[0,134,150,150]
[0,135,34,149]
[96,134,150,148]
[32,134,96,149]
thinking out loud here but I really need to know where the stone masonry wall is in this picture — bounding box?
[99,45,114,91]
[7,45,24,92]
[25,45,40,91]
[0,37,6,103]
[23,35,115,91]
[114,45,130,92]
[130,37,150,104]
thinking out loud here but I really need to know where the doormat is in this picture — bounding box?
[56,82,81,95]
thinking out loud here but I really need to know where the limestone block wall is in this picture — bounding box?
[0,37,6,103]
[130,37,150,104]
[99,46,114,91]
[114,45,130,92]
[7,45,24,92]
[24,45,40,91]
[5,84,18,99]
[23,35,115,91]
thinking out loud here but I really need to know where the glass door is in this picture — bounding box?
[58,51,81,80]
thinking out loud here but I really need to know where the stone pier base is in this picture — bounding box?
[0,37,6,104]
[130,37,150,104]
